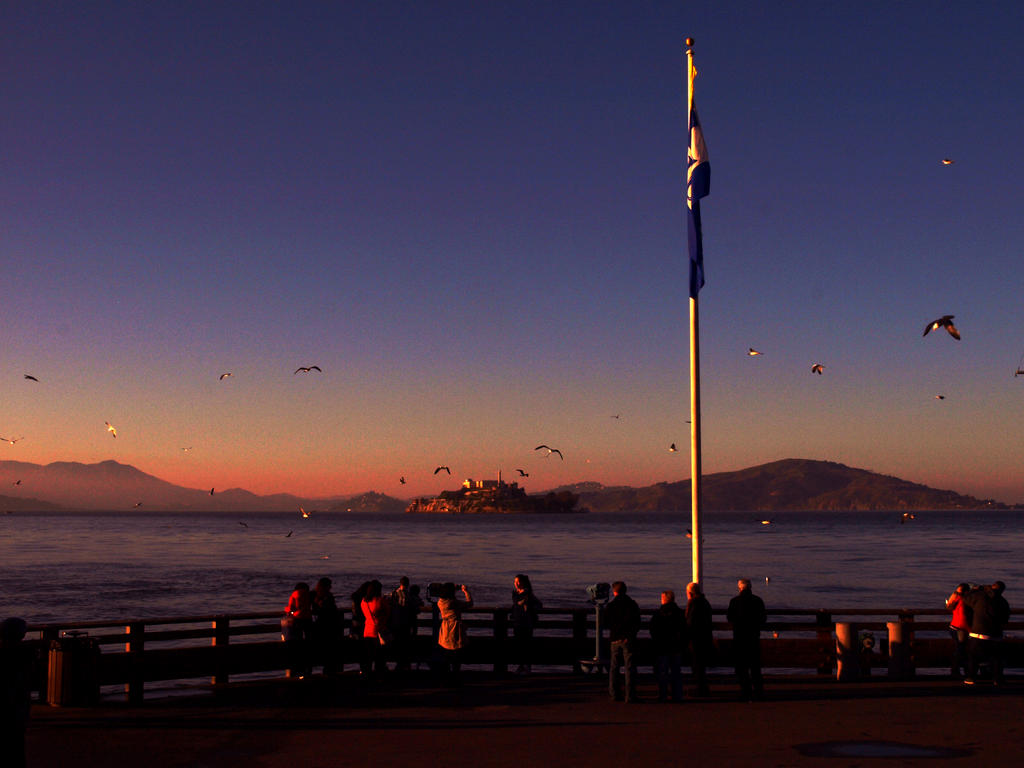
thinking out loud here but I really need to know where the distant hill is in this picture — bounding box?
[0,460,407,513]
[570,459,1016,513]
[0,457,1013,513]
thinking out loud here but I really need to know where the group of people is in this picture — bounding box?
[605,578,766,703]
[945,580,1011,685]
[282,573,544,685]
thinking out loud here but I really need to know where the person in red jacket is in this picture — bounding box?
[945,582,971,679]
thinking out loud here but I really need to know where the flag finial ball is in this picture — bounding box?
[685,37,694,47]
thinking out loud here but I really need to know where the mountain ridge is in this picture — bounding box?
[0,458,1016,513]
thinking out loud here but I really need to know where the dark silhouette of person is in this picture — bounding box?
[727,578,767,700]
[312,577,341,676]
[511,574,542,675]
[685,581,714,697]
[605,581,641,702]
[649,589,687,702]
[1,617,32,768]
[963,581,1010,685]
[389,576,423,672]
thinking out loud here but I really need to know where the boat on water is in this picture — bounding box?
[406,473,587,515]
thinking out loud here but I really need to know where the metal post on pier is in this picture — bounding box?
[126,621,145,705]
[212,615,230,686]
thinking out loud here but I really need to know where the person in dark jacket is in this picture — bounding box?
[605,581,641,702]
[686,581,714,697]
[511,574,542,675]
[963,581,1010,685]
[649,590,687,702]
[727,578,767,700]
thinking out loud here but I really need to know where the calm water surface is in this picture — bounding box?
[2,510,1022,624]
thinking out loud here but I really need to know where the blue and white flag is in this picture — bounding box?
[687,78,710,298]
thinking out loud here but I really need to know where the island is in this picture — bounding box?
[406,474,587,515]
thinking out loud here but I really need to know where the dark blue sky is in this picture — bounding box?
[3,1,1023,501]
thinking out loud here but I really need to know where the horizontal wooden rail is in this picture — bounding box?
[22,606,1024,704]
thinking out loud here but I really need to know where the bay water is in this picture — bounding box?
[2,509,1022,625]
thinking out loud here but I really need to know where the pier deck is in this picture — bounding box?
[25,672,1021,767]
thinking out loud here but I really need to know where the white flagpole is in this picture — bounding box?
[686,38,704,588]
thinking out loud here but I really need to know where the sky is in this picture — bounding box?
[2,1,1024,503]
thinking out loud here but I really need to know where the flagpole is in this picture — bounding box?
[686,37,704,588]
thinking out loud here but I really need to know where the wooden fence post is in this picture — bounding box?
[212,615,230,686]
[816,611,833,675]
[126,622,145,705]
[572,609,588,674]
[493,609,508,675]
[888,613,915,680]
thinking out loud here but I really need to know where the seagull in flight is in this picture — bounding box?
[669,443,678,452]
[23,374,39,382]
[294,366,322,375]
[12,480,21,486]
[515,469,529,477]
[105,422,117,438]
[900,512,915,524]
[238,521,248,528]
[285,530,293,538]
[133,502,142,508]
[399,476,406,485]
[1,436,24,445]
[210,488,215,495]
[941,158,954,165]
[760,519,773,525]
[182,446,193,452]
[935,395,946,400]
[300,507,311,519]
[434,466,451,475]
[219,372,233,380]
[747,348,763,356]
[923,315,960,340]
[535,445,563,460]
[811,364,825,375]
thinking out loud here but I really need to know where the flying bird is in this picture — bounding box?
[133,502,142,508]
[611,414,621,419]
[12,480,21,486]
[219,373,232,380]
[294,366,322,374]
[747,348,763,356]
[238,521,248,528]
[23,374,38,382]
[300,507,310,519]
[941,158,954,165]
[182,447,193,452]
[811,364,825,375]
[399,476,406,485]
[1,436,24,445]
[923,315,960,340]
[515,469,529,477]
[285,530,293,538]
[534,445,563,460]
[935,395,946,400]
[669,443,677,452]
[210,488,215,495]
[760,519,773,525]
[434,466,451,475]
[900,512,915,524]
[105,422,117,438]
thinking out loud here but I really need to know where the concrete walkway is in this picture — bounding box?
[25,674,1022,767]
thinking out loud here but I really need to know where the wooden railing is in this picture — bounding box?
[24,606,1024,704]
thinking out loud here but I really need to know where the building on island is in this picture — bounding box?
[406,472,585,515]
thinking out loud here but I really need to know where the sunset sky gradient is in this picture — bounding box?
[3,2,1024,503]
